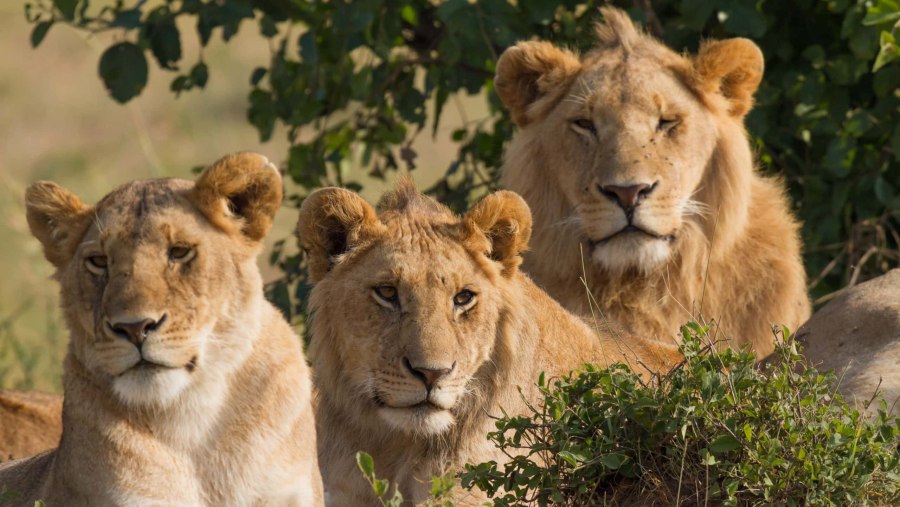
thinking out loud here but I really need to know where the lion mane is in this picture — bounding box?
[495,7,810,355]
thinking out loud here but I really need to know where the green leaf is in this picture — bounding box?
[356,451,375,478]
[372,478,388,497]
[874,176,895,204]
[520,0,556,25]
[400,5,417,25]
[250,67,267,86]
[823,138,856,178]
[53,0,78,20]
[248,89,276,142]
[599,453,627,470]
[862,10,900,26]
[111,9,142,29]
[558,450,581,467]
[170,75,189,93]
[30,20,53,48]
[98,42,148,103]
[190,62,209,88]
[679,0,717,30]
[873,31,900,71]
[709,434,741,454]
[259,15,278,38]
[149,18,182,70]
[721,1,768,38]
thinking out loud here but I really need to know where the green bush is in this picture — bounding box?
[25,0,900,314]
[359,325,900,506]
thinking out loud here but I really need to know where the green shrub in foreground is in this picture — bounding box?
[361,323,900,506]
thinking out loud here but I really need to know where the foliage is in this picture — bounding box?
[357,451,456,507]
[867,0,900,71]
[459,324,900,506]
[24,0,900,315]
[0,487,45,507]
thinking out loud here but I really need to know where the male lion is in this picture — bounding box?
[0,153,322,506]
[495,7,810,356]
[0,390,62,462]
[297,182,681,505]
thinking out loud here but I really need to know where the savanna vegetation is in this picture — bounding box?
[10,0,900,504]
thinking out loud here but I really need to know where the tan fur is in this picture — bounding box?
[495,7,810,356]
[0,390,62,462]
[297,183,682,505]
[0,153,323,506]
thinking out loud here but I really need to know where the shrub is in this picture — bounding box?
[461,324,900,506]
[359,324,900,506]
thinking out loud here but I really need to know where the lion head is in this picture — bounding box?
[25,153,282,408]
[495,7,762,274]
[493,8,810,352]
[298,181,531,436]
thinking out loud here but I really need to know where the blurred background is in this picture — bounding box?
[3,0,899,392]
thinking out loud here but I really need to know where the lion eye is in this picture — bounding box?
[85,255,108,274]
[373,285,398,303]
[169,246,194,261]
[453,290,476,307]
[571,118,596,134]
[657,117,680,134]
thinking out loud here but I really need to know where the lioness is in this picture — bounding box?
[0,153,322,505]
[495,7,810,356]
[297,182,681,505]
[0,390,62,462]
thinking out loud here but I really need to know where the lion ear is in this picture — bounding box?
[296,188,383,283]
[693,38,764,118]
[192,152,283,243]
[25,182,93,268]
[495,41,582,126]
[464,191,532,277]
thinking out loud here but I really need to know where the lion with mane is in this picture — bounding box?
[495,8,810,356]
[297,182,681,505]
[0,153,322,506]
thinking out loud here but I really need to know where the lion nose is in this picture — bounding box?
[108,314,167,347]
[598,182,657,212]
[403,357,455,389]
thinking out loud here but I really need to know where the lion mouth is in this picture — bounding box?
[372,391,448,412]
[124,355,198,375]
[589,225,675,246]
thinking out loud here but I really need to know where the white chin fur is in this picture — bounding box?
[592,235,671,274]
[378,406,455,436]
[113,367,192,407]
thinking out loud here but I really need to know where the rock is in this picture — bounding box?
[796,269,900,417]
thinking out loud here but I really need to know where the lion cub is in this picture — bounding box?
[297,182,681,505]
[0,153,322,506]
